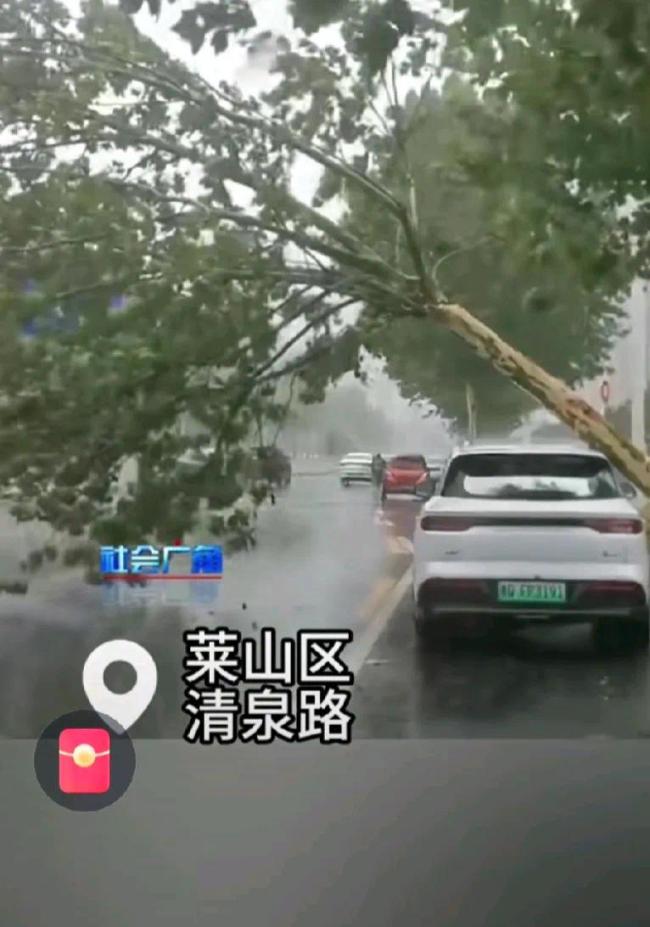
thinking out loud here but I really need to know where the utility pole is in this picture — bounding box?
[465,383,477,443]
[631,281,647,450]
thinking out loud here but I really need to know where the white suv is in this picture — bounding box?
[412,444,649,652]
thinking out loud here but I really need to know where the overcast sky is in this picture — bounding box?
[134,0,327,200]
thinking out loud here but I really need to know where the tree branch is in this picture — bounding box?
[253,340,334,386]
[16,30,408,222]
[252,297,357,382]
[270,370,299,446]
[4,30,432,305]
[0,233,113,255]
[431,237,493,296]
[107,176,399,281]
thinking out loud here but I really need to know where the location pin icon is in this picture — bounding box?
[83,640,158,733]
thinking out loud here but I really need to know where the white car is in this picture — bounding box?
[176,442,215,470]
[412,443,649,652]
[339,452,373,486]
[425,455,446,477]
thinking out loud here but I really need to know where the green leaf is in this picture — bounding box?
[119,0,145,13]
[211,29,229,53]
[288,0,353,34]
[174,10,206,53]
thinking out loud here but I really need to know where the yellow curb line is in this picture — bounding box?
[358,575,397,622]
[350,566,413,675]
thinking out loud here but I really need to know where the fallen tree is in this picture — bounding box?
[0,0,648,569]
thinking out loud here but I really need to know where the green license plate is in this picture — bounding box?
[497,581,566,605]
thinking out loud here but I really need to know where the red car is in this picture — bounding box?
[381,454,430,501]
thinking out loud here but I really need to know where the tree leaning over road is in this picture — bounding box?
[344,79,625,433]
[118,0,650,469]
[1,0,650,569]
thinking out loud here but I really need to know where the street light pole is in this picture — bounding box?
[465,383,477,443]
[631,281,647,449]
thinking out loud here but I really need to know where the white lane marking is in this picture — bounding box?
[350,566,413,676]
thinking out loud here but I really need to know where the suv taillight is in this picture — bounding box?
[578,581,646,607]
[583,518,643,534]
[420,516,474,532]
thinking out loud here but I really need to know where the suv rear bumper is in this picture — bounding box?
[416,603,649,634]
[414,574,649,634]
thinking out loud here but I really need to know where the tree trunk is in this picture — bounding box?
[436,302,650,494]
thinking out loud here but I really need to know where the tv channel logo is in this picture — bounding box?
[99,543,223,579]
[101,576,221,609]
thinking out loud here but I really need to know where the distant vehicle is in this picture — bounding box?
[175,442,214,474]
[339,452,373,487]
[412,443,649,653]
[425,456,446,476]
[176,442,291,488]
[381,454,430,502]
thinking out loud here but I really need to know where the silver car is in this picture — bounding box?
[339,452,373,487]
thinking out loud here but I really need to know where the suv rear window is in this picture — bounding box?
[390,456,425,470]
[442,454,620,500]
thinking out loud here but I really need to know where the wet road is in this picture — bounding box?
[353,604,650,738]
[0,460,390,737]
[2,461,650,738]
[355,496,650,739]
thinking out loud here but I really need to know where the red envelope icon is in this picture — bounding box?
[58,728,111,794]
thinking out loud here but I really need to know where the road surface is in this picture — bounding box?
[1,460,650,738]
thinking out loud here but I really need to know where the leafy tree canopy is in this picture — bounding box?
[0,0,431,566]
[1,0,650,579]
[120,0,432,76]
[344,79,626,430]
[121,0,647,431]
[131,0,650,228]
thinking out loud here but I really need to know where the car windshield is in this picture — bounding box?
[442,453,621,500]
[390,456,424,470]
